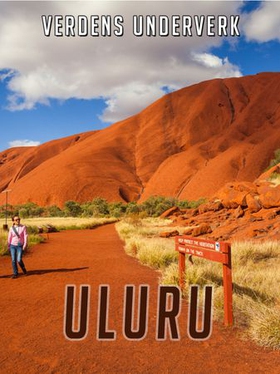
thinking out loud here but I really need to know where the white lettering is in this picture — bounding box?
[230,15,240,36]
[194,15,205,36]
[41,15,53,37]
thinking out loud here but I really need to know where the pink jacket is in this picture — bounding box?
[7,224,28,249]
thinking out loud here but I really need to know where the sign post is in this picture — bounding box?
[1,189,11,231]
[175,236,233,326]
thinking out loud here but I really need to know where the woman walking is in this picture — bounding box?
[7,215,28,279]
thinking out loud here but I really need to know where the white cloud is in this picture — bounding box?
[101,83,165,122]
[192,52,224,68]
[9,139,41,148]
[191,53,242,78]
[0,1,242,123]
[243,2,280,42]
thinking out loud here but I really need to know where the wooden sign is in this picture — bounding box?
[175,236,233,326]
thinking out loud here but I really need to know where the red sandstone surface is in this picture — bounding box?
[1,72,280,208]
[0,225,279,373]
[161,165,280,241]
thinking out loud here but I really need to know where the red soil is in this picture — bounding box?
[0,224,279,373]
[1,72,280,207]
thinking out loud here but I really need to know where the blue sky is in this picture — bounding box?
[0,1,280,152]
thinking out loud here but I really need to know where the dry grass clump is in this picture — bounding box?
[232,241,279,304]
[0,232,8,256]
[160,263,180,285]
[24,216,117,230]
[0,217,117,231]
[249,305,280,349]
[135,239,176,269]
[116,218,280,349]
[116,218,177,269]
[117,216,173,240]
[268,172,280,186]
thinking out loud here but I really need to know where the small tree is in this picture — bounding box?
[126,202,140,215]
[87,197,109,217]
[46,205,64,217]
[108,202,126,217]
[0,204,13,219]
[15,202,44,217]
[140,196,177,217]
[64,201,82,217]
[18,208,29,219]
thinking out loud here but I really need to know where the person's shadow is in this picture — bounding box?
[0,267,89,278]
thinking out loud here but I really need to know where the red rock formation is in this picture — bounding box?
[160,172,280,241]
[1,72,280,207]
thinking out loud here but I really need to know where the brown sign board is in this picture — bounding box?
[175,236,230,263]
[175,235,233,326]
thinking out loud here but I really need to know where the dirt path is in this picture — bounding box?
[0,224,279,373]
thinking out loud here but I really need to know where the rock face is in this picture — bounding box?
[160,173,280,242]
[1,72,280,207]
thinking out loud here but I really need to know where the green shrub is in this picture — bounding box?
[0,204,14,219]
[266,148,280,171]
[0,196,206,220]
[108,202,126,217]
[138,196,206,217]
[15,202,45,217]
[139,196,177,216]
[26,225,41,235]
[126,202,140,215]
[177,198,207,209]
[83,197,109,217]
[46,205,64,217]
[64,200,83,217]
[28,234,45,246]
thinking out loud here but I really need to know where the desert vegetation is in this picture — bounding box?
[0,196,204,220]
[0,196,202,256]
[266,148,280,171]
[116,217,280,350]
[268,171,280,186]
[265,148,280,185]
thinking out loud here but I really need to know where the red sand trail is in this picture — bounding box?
[0,224,279,373]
